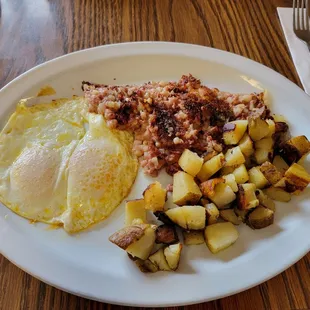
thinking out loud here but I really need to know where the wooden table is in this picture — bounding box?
[0,0,309,309]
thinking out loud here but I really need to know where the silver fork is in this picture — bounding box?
[293,0,310,51]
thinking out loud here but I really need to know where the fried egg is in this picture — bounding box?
[63,114,138,232]
[0,96,138,232]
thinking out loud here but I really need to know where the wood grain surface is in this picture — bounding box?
[0,0,309,309]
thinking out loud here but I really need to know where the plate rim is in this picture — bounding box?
[0,41,309,307]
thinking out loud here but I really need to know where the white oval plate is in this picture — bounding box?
[0,42,310,307]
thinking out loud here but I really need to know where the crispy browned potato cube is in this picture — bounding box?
[263,187,291,202]
[208,183,236,209]
[205,222,239,254]
[109,224,156,260]
[197,153,225,181]
[224,146,245,167]
[273,155,289,174]
[237,183,259,210]
[238,133,255,157]
[223,174,238,192]
[248,116,270,141]
[223,120,248,145]
[205,202,220,225]
[173,171,202,205]
[256,189,275,211]
[200,178,225,197]
[155,225,179,244]
[164,243,182,270]
[248,167,269,189]
[143,181,167,212]
[220,209,242,225]
[279,135,310,164]
[275,163,310,193]
[178,149,203,177]
[149,248,171,271]
[183,231,205,245]
[233,164,249,184]
[125,199,147,226]
[260,161,283,185]
[246,206,274,229]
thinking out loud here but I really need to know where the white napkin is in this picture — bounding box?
[278,7,310,95]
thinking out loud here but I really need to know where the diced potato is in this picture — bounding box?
[234,206,249,222]
[248,116,270,141]
[155,225,179,244]
[248,167,269,189]
[233,164,249,184]
[254,148,271,164]
[223,174,238,192]
[165,206,206,230]
[256,189,275,211]
[149,248,171,271]
[109,224,156,260]
[164,243,182,270]
[266,119,276,138]
[220,166,235,175]
[223,120,248,145]
[205,203,220,225]
[165,207,187,229]
[273,155,289,174]
[182,205,206,230]
[279,135,310,164]
[220,209,242,225]
[260,162,283,185]
[125,199,146,226]
[205,222,239,254]
[178,149,203,177]
[237,183,259,210]
[255,137,274,150]
[264,187,291,202]
[276,163,310,193]
[200,178,225,197]
[272,114,287,122]
[254,137,273,164]
[173,171,202,205]
[197,153,225,181]
[238,133,255,157]
[135,259,159,273]
[246,206,274,229]
[288,136,310,156]
[183,231,205,245]
[208,183,236,209]
[143,181,167,212]
[224,146,245,167]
